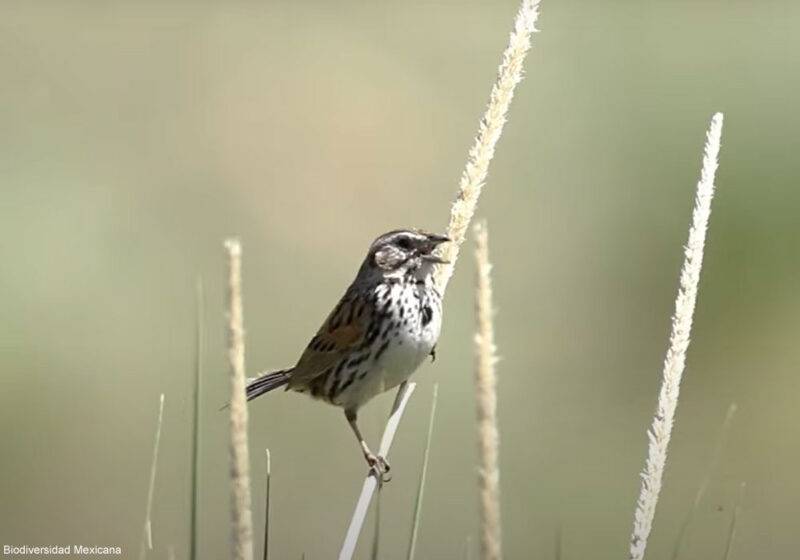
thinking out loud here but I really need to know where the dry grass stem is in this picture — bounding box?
[339,381,417,560]
[434,0,541,293]
[262,449,271,560]
[629,113,725,560]
[225,239,254,560]
[370,487,382,560]
[473,222,502,560]
[139,393,165,560]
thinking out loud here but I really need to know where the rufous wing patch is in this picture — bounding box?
[288,294,370,389]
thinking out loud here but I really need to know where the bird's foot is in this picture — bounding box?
[366,453,391,485]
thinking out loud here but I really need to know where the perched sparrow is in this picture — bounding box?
[246,229,449,477]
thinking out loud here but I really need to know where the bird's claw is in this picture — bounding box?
[366,453,392,485]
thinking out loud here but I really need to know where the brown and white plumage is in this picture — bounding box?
[246,229,449,476]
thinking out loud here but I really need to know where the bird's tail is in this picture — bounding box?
[245,368,292,401]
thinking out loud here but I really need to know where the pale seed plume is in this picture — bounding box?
[434,0,541,294]
[474,222,502,560]
[629,113,725,560]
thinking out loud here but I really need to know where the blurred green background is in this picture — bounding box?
[2,1,799,558]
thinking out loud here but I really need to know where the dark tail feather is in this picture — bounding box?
[219,369,292,411]
[246,369,292,401]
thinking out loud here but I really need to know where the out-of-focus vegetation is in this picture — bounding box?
[2,2,798,558]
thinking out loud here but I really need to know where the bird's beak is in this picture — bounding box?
[421,233,451,263]
[426,233,451,245]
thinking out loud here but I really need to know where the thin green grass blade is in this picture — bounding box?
[723,483,746,560]
[555,523,563,560]
[140,394,165,560]
[672,403,737,560]
[190,278,204,560]
[406,384,439,560]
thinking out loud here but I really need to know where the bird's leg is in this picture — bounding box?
[345,409,391,483]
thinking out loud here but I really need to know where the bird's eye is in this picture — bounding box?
[396,238,412,250]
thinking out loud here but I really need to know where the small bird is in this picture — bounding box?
[246,229,449,478]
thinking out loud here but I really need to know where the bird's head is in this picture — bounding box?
[359,229,450,281]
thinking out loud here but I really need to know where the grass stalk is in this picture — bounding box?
[406,384,440,560]
[554,523,562,560]
[189,278,204,560]
[139,393,165,560]
[671,403,737,560]
[225,239,254,560]
[262,449,271,560]
[434,0,541,294]
[628,113,725,560]
[339,381,417,560]
[473,222,502,560]
[370,485,382,560]
[723,482,746,560]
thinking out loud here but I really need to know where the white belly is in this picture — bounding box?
[338,281,442,410]
[380,302,441,385]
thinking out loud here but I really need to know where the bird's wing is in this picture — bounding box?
[288,290,374,389]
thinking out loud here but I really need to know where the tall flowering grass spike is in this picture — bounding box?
[474,222,502,560]
[629,113,724,560]
[434,0,541,293]
[225,239,254,560]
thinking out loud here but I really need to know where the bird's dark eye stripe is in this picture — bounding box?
[396,237,412,249]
